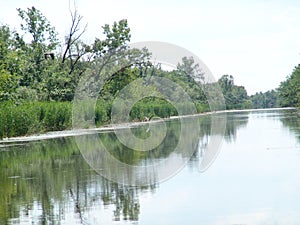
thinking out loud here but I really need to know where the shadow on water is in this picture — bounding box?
[0,113,250,224]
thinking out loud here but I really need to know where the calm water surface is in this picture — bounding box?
[1,109,300,225]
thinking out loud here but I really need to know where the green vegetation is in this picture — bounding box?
[217,75,251,110]
[0,101,72,138]
[250,90,278,109]
[1,6,299,139]
[0,99,179,138]
[218,63,300,110]
[277,64,300,107]
[249,63,300,109]
[0,7,211,139]
[0,7,131,102]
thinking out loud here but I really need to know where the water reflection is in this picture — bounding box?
[280,109,300,141]
[224,111,249,142]
[0,138,152,224]
[77,117,202,186]
[0,113,250,224]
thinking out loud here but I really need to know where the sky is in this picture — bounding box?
[1,0,300,94]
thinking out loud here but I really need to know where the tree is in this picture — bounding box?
[176,56,204,83]
[0,25,25,100]
[175,57,206,104]
[16,7,59,88]
[277,64,300,107]
[61,6,89,76]
[92,19,131,58]
[17,7,58,49]
[218,75,250,109]
[251,90,278,109]
[218,75,234,108]
[218,75,234,93]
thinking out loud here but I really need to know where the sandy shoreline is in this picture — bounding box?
[0,107,296,144]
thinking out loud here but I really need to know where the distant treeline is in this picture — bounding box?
[219,65,300,109]
[248,63,300,109]
[217,75,278,109]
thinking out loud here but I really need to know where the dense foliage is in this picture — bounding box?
[250,90,278,109]
[0,7,132,102]
[0,7,211,138]
[217,75,252,109]
[277,64,300,107]
[2,6,297,139]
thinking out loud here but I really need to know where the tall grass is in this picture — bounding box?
[0,101,72,139]
[0,99,209,139]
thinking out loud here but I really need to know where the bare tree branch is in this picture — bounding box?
[62,3,87,65]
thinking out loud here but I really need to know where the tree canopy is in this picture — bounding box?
[0,7,135,102]
[277,64,300,107]
[217,75,251,109]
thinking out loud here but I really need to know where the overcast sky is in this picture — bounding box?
[1,0,300,94]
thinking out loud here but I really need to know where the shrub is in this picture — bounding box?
[0,101,72,139]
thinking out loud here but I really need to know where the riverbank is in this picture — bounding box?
[1,100,206,140]
[0,107,296,145]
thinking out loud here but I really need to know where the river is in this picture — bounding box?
[1,108,300,225]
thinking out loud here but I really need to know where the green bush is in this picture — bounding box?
[0,101,72,139]
[42,102,72,131]
[0,98,209,139]
[95,99,111,126]
[129,98,178,121]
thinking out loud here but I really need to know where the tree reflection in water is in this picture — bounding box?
[0,113,249,224]
[280,109,300,141]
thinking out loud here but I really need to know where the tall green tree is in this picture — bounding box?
[176,56,204,82]
[16,7,59,87]
[0,25,25,100]
[92,19,131,58]
[278,64,300,107]
[218,75,250,109]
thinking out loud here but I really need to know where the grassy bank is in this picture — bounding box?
[0,100,209,139]
[0,101,72,139]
